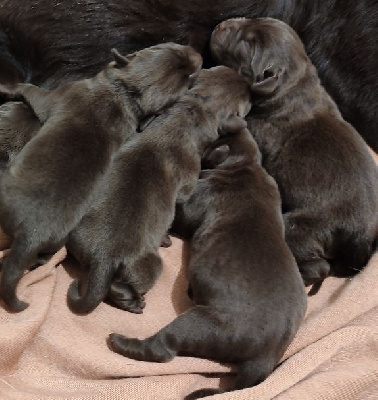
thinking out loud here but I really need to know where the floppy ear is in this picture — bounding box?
[202,144,230,169]
[251,69,281,95]
[250,43,282,95]
[111,48,136,68]
[251,54,282,95]
[219,114,247,136]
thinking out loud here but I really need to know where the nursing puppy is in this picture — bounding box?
[0,43,202,312]
[0,102,41,167]
[109,127,307,398]
[211,18,378,291]
[66,66,252,314]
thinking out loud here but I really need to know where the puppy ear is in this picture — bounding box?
[219,114,247,136]
[251,68,281,95]
[202,144,230,169]
[250,44,282,95]
[111,48,136,68]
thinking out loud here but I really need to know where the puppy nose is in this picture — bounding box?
[217,20,230,31]
[216,18,245,32]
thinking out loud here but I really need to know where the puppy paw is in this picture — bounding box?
[108,281,146,313]
[115,297,146,314]
[160,233,172,248]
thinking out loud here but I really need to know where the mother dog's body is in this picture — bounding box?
[0,0,377,149]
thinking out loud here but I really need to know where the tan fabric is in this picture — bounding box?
[0,151,377,400]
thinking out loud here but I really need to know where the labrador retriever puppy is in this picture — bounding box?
[0,102,174,251]
[210,18,378,292]
[109,126,307,398]
[0,101,41,168]
[66,66,252,314]
[0,42,202,312]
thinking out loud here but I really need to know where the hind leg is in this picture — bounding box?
[109,306,227,362]
[0,236,40,311]
[284,212,330,290]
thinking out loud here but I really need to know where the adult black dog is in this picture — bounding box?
[0,0,377,150]
[109,126,307,398]
[210,18,378,292]
[0,43,202,312]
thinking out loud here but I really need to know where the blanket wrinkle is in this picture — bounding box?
[0,150,376,399]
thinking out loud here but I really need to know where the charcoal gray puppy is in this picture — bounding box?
[210,18,378,292]
[109,126,307,398]
[66,66,252,314]
[0,102,41,168]
[0,42,202,312]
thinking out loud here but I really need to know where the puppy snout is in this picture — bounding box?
[214,18,246,32]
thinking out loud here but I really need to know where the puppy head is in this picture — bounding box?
[210,18,310,97]
[111,43,202,115]
[190,66,252,120]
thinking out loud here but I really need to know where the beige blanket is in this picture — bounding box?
[0,152,377,400]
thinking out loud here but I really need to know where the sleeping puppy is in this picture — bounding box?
[0,102,173,251]
[108,126,307,398]
[0,42,202,312]
[0,102,41,168]
[210,18,378,292]
[66,66,252,314]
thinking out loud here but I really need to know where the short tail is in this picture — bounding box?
[67,262,116,314]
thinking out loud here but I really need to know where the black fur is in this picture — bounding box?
[0,43,202,311]
[0,0,377,149]
[210,18,378,292]
[66,66,252,314]
[109,127,307,398]
[0,102,41,168]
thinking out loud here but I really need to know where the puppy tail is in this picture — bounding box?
[67,262,116,314]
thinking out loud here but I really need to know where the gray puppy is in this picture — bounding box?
[66,66,252,314]
[210,18,378,292]
[0,42,202,311]
[109,126,307,398]
[0,102,41,168]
